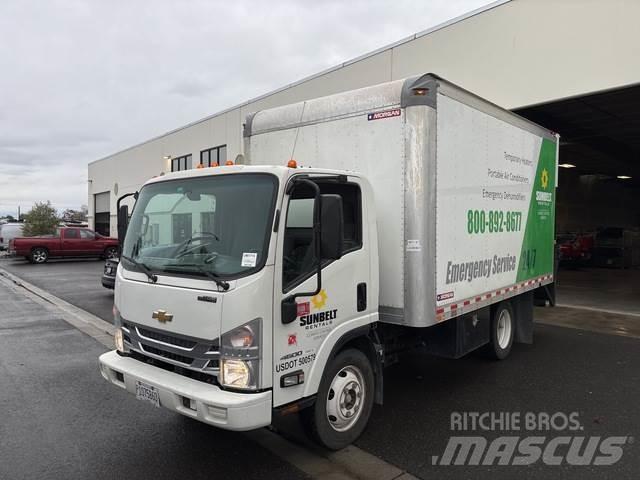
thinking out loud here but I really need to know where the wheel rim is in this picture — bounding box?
[33,250,46,263]
[497,309,512,349]
[106,248,118,259]
[326,365,366,432]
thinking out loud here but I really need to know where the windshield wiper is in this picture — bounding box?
[164,263,229,291]
[121,255,158,283]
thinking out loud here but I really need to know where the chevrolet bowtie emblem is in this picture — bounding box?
[152,309,173,323]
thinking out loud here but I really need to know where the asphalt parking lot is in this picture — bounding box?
[0,274,308,480]
[0,256,113,321]
[1,259,638,479]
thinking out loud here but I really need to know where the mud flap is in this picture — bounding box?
[423,308,491,359]
[513,290,534,344]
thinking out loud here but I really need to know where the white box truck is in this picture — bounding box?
[99,74,558,449]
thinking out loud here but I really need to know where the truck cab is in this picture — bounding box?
[100,164,379,448]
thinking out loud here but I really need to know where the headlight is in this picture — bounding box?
[220,318,261,390]
[114,328,125,352]
[221,359,256,389]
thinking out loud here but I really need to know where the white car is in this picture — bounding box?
[0,223,24,250]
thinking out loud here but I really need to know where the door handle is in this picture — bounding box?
[357,283,367,312]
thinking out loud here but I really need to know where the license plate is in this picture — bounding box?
[135,380,160,408]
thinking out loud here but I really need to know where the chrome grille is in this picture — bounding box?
[122,320,219,377]
[136,327,197,349]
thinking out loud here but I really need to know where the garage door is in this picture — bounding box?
[94,191,110,237]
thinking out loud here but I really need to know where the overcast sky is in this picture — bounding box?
[0,0,491,216]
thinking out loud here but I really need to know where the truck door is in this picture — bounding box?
[272,177,371,407]
[79,229,103,256]
[61,228,82,256]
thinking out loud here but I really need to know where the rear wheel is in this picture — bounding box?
[302,348,374,450]
[30,248,48,264]
[483,301,515,360]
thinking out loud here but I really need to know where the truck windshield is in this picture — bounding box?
[121,173,278,279]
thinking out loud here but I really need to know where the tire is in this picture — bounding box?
[103,246,119,260]
[30,247,48,264]
[483,301,515,360]
[301,348,374,450]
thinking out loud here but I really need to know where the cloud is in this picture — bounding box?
[168,78,212,98]
[0,0,492,214]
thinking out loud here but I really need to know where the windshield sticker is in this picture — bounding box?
[241,252,258,267]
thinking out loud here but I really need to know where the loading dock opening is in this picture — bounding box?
[516,84,640,315]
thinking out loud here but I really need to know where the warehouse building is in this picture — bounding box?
[88,0,639,311]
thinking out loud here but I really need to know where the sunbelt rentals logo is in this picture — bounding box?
[298,289,338,330]
[536,167,552,203]
[540,168,550,190]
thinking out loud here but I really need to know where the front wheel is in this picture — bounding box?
[30,248,48,264]
[302,348,374,450]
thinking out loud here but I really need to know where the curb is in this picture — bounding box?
[0,267,115,348]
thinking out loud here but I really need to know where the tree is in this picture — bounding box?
[22,201,59,237]
[61,207,88,223]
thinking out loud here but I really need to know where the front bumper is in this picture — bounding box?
[101,274,115,289]
[99,350,272,431]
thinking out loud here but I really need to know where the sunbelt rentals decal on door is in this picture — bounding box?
[276,289,337,375]
[298,289,338,334]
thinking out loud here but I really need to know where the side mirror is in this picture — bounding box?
[320,194,343,260]
[281,296,297,325]
[117,205,129,241]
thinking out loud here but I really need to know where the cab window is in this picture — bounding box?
[282,180,362,291]
[64,229,80,239]
[80,230,95,240]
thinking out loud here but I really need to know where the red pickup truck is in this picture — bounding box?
[9,227,119,264]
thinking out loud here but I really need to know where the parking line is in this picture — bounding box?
[556,302,640,318]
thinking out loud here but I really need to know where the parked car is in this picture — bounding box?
[9,227,119,264]
[102,257,119,289]
[592,227,640,268]
[0,223,24,250]
[557,232,594,266]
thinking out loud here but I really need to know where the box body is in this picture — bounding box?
[245,74,557,327]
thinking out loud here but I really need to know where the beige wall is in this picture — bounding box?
[88,0,640,234]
